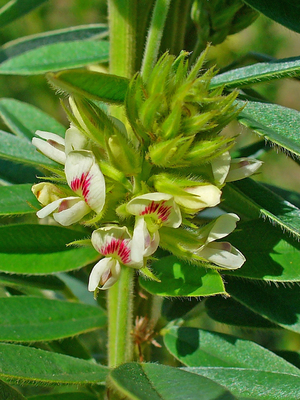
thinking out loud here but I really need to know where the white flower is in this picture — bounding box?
[126,193,182,229]
[32,125,88,165]
[212,151,262,185]
[36,150,105,226]
[173,184,222,213]
[88,257,121,291]
[195,213,246,269]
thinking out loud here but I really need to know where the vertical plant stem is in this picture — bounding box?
[107,266,135,366]
[107,0,137,368]
[141,0,172,80]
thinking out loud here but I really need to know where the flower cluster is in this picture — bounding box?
[32,51,262,295]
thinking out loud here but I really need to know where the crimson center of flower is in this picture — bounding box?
[100,238,131,264]
[71,172,92,203]
[140,200,171,222]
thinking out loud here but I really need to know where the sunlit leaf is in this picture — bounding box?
[236,100,300,158]
[0,24,108,62]
[186,366,300,400]
[210,56,300,89]
[48,70,129,104]
[0,40,109,75]
[139,255,226,297]
[164,326,299,375]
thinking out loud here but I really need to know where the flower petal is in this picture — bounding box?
[88,257,121,291]
[226,158,263,182]
[127,193,182,228]
[64,125,89,155]
[131,217,160,266]
[198,241,246,269]
[32,130,66,164]
[211,151,231,185]
[91,226,133,265]
[65,150,105,213]
[53,198,91,226]
[199,213,240,244]
[175,184,221,211]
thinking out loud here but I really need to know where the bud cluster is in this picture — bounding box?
[31,50,262,296]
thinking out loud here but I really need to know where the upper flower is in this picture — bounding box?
[35,150,105,226]
[32,125,88,165]
[126,193,182,230]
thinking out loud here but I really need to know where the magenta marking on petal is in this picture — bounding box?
[100,238,131,264]
[140,200,172,222]
[71,172,92,203]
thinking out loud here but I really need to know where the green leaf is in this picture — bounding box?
[210,56,300,89]
[48,70,129,104]
[0,224,99,274]
[236,99,300,158]
[28,393,98,400]
[139,255,226,297]
[0,130,61,170]
[0,297,106,342]
[109,363,237,400]
[222,178,300,240]
[185,366,300,400]
[0,159,39,184]
[226,276,300,334]
[224,219,300,281]
[0,379,26,400]
[0,0,48,29]
[0,183,40,215]
[0,98,65,140]
[243,0,300,34]
[0,343,107,384]
[164,326,299,375]
[205,296,278,328]
[0,24,107,62]
[0,40,109,75]
[0,272,66,291]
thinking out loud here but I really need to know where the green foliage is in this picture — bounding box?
[0,0,299,399]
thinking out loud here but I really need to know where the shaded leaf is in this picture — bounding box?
[226,276,300,334]
[109,362,237,400]
[236,99,300,158]
[28,393,98,400]
[222,178,300,240]
[223,219,300,281]
[0,297,106,342]
[186,366,300,400]
[0,40,109,75]
[0,98,65,140]
[0,0,48,29]
[0,224,99,274]
[0,379,26,400]
[210,56,300,89]
[0,343,107,384]
[205,296,278,328]
[0,272,65,291]
[0,183,40,215]
[244,0,300,34]
[139,255,226,297]
[164,326,299,375]
[48,70,129,104]
[0,158,39,184]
